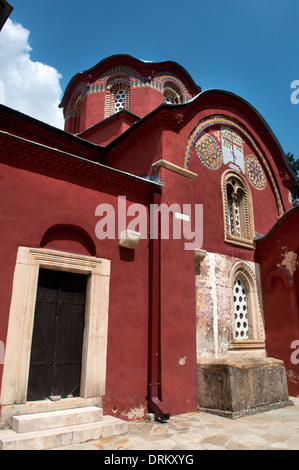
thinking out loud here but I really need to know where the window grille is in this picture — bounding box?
[233,277,249,339]
[229,261,266,351]
[164,95,174,104]
[228,198,233,235]
[228,194,241,236]
[234,197,241,236]
[114,89,126,113]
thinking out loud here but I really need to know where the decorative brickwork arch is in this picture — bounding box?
[105,74,130,118]
[163,81,183,104]
[69,91,82,134]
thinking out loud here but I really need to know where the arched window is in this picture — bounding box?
[230,262,265,351]
[233,276,250,340]
[222,170,255,249]
[163,81,183,104]
[69,91,82,134]
[105,74,130,118]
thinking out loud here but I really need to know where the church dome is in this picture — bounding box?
[59,54,201,134]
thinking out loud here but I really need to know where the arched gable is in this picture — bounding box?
[184,115,284,216]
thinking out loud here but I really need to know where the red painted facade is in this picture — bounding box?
[0,55,298,426]
[256,207,299,396]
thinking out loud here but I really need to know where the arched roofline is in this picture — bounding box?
[59,54,201,109]
[255,204,299,243]
[104,87,297,184]
[196,89,296,182]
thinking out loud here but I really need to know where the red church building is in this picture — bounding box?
[0,54,298,447]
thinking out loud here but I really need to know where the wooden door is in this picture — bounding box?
[27,269,86,401]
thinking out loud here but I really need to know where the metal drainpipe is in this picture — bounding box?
[147,190,170,421]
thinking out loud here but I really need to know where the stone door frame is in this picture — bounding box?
[1,247,110,416]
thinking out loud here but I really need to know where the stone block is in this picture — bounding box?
[11,406,103,433]
[197,357,292,418]
[0,415,128,450]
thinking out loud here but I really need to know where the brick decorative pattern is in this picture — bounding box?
[245,155,267,190]
[104,74,131,118]
[86,66,191,102]
[185,116,284,215]
[195,133,222,170]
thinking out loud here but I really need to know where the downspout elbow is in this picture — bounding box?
[148,396,170,422]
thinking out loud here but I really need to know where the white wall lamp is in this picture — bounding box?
[119,229,141,249]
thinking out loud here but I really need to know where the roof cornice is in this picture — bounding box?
[0,104,106,164]
[0,128,162,196]
[78,109,142,139]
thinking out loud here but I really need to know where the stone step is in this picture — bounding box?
[11,406,103,433]
[0,415,128,450]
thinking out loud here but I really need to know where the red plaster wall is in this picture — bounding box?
[0,147,200,419]
[0,156,152,420]
[65,92,106,133]
[1,86,296,420]
[256,207,299,397]
[108,107,289,263]
[66,86,164,135]
[108,125,164,177]
[95,101,297,404]
[130,87,163,118]
[83,92,106,130]
[158,168,198,415]
[79,115,139,147]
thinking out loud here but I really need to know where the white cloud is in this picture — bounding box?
[0,19,64,129]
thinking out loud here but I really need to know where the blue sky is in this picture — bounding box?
[3,0,299,160]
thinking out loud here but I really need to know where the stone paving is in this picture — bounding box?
[54,397,299,450]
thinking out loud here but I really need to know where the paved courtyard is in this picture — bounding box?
[54,397,299,451]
